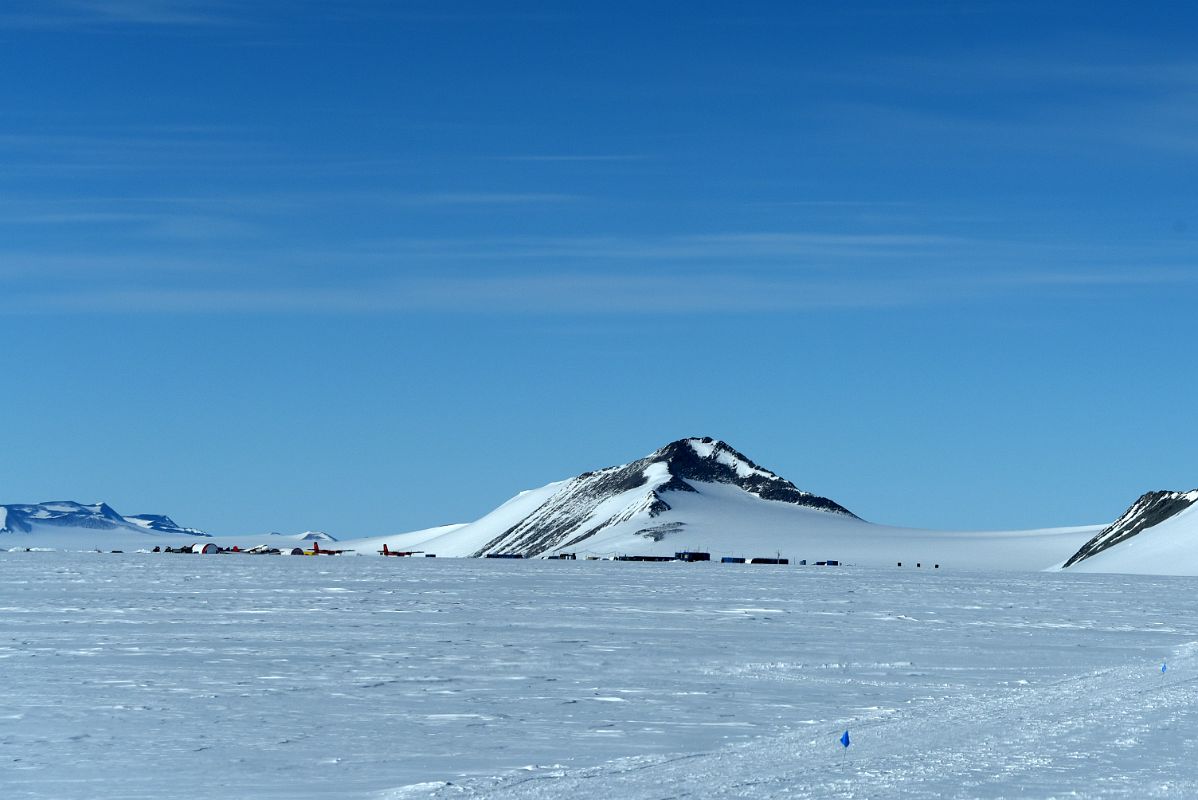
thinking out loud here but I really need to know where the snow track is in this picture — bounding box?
[394,645,1198,799]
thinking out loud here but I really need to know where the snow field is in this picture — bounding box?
[2,553,1196,798]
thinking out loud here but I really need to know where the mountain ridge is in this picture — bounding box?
[0,501,208,537]
[470,436,854,557]
[0,438,1139,573]
[1062,489,1198,571]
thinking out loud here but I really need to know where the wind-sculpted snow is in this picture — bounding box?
[4,553,1198,799]
[472,437,854,557]
[1063,490,1198,568]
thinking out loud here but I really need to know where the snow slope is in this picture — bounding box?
[545,480,1097,571]
[1065,490,1198,575]
[345,482,565,557]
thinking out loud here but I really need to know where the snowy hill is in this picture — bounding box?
[1062,489,1198,574]
[344,437,1098,569]
[273,531,339,542]
[0,501,209,546]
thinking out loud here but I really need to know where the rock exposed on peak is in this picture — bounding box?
[471,437,854,557]
[1063,489,1198,568]
[655,437,857,516]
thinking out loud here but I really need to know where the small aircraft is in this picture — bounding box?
[379,543,423,557]
[304,540,349,556]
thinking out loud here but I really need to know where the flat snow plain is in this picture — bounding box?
[3,554,1197,799]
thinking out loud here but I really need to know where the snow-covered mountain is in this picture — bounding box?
[0,501,208,538]
[270,530,339,542]
[347,437,1096,568]
[465,437,855,557]
[124,513,207,536]
[1062,489,1198,574]
[0,438,1104,569]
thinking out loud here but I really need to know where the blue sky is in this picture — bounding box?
[2,1,1196,536]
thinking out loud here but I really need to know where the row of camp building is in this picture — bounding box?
[154,544,852,565]
[489,550,837,565]
[154,542,353,556]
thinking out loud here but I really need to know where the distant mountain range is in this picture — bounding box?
[0,501,208,537]
[3,438,1195,574]
[346,438,1094,570]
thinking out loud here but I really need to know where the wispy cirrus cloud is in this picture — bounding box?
[6,266,1196,316]
[0,0,567,29]
[807,50,1198,157]
[828,52,1198,95]
[390,192,580,206]
[2,223,1194,315]
[2,275,910,315]
[0,190,580,252]
[349,231,972,265]
[0,201,261,241]
[0,0,246,27]
[494,154,648,162]
[0,125,632,186]
[0,128,272,176]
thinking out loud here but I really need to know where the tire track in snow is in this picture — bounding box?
[380,642,1198,799]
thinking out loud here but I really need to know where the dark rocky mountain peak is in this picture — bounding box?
[1063,489,1198,568]
[650,437,857,515]
[472,437,855,557]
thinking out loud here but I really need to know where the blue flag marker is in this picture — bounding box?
[841,730,851,749]
[1162,661,1168,675]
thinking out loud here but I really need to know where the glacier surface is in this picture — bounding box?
[3,553,1197,798]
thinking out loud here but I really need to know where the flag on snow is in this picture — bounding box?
[840,730,851,749]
